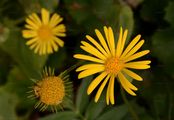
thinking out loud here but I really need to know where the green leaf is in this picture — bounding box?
[152,93,168,118]
[69,9,92,25]
[19,0,59,14]
[85,92,106,120]
[165,1,174,26]
[46,48,67,69]
[0,24,10,43]
[0,28,47,79]
[18,0,41,14]
[119,5,134,40]
[90,0,115,19]
[39,111,77,120]
[152,28,174,76]
[140,0,169,23]
[123,102,155,120]
[96,105,128,120]
[38,0,59,11]
[4,67,35,110]
[0,88,18,120]
[75,76,93,114]
[0,49,12,85]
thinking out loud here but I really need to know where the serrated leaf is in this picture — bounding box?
[96,105,128,120]
[39,111,77,120]
[75,76,93,114]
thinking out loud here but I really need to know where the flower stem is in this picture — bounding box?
[66,61,83,73]
[120,87,139,120]
[76,110,86,120]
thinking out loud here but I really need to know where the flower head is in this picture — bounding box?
[22,8,66,55]
[74,26,150,105]
[28,67,72,112]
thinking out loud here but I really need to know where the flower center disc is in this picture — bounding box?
[105,57,124,75]
[39,76,65,105]
[37,25,52,41]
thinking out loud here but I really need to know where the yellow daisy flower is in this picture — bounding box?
[22,8,66,55]
[74,26,150,105]
[28,67,72,112]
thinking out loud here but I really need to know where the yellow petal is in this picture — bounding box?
[124,50,150,62]
[26,38,38,45]
[121,34,141,58]
[104,26,112,55]
[74,54,104,63]
[126,60,151,65]
[29,13,41,26]
[119,72,137,90]
[118,73,137,96]
[47,41,53,53]
[109,75,115,104]
[22,30,37,38]
[76,64,103,72]
[116,27,123,57]
[106,74,111,105]
[53,37,64,47]
[39,44,43,55]
[104,26,109,41]
[50,39,58,51]
[78,66,104,79]
[94,74,110,102]
[49,13,62,27]
[34,43,41,54]
[95,28,111,55]
[42,42,46,54]
[125,64,150,69]
[87,72,108,94]
[29,42,38,49]
[108,27,115,56]
[122,68,143,81]
[26,18,39,29]
[86,35,108,57]
[54,32,66,37]
[123,40,145,59]
[52,24,66,33]
[81,42,106,60]
[25,24,36,30]
[120,29,128,55]
[41,8,50,25]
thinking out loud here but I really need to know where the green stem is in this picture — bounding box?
[76,110,86,120]
[168,93,173,120]
[66,61,83,73]
[120,87,139,120]
[14,17,25,25]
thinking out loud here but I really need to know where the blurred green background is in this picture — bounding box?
[0,0,174,120]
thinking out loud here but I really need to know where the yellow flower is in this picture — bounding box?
[28,67,72,112]
[74,26,150,105]
[22,8,66,55]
